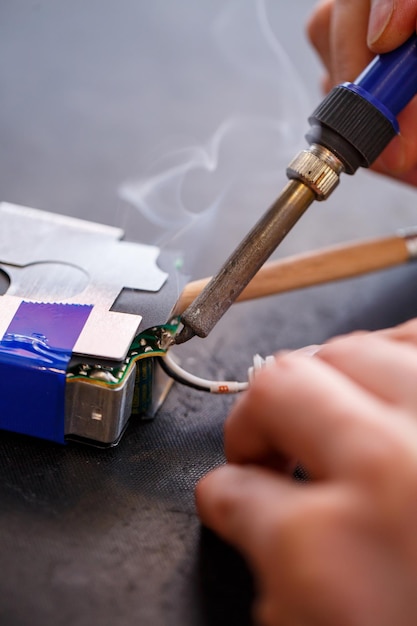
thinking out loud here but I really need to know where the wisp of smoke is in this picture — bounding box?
[118,0,311,279]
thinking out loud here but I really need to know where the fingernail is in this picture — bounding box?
[293,344,321,357]
[368,0,394,46]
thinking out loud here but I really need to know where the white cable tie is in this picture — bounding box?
[248,353,275,382]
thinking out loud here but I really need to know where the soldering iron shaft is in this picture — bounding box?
[175,180,315,343]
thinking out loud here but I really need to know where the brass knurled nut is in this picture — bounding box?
[286,150,340,200]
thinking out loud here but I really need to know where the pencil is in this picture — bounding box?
[172,229,417,315]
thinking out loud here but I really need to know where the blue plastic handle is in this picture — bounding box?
[343,35,417,132]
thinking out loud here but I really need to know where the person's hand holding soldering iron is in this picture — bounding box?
[308,0,417,186]
[196,2,417,625]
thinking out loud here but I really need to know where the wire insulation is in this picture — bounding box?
[160,352,275,394]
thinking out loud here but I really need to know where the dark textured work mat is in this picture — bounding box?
[2,264,417,626]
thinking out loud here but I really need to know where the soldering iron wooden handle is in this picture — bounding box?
[173,233,412,315]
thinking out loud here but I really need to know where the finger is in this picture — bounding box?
[196,464,390,626]
[196,465,291,625]
[368,0,417,50]
[196,464,358,583]
[224,351,403,480]
[373,98,417,176]
[391,167,417,186]
[378,318,417,347]
[196,464,290,549]
[196,464,313,626]
[318,332,417,415]
[330,0,374,83]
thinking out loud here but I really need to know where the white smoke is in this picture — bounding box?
[118,0,311,278]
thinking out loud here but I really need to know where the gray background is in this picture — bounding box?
[1,2,417,625]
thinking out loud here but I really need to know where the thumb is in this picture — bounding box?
[368,0,417,50]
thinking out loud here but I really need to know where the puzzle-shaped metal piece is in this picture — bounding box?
[0,202,168,361]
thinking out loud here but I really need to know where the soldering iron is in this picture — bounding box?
[174,34,417,345]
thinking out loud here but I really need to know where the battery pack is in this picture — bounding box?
[0,202,177,446]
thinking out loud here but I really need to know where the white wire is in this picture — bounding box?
[162,351,275,394]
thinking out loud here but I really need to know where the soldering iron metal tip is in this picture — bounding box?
[174,324,196,345]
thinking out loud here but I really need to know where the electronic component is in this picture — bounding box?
[65,321,179,446]
[0,202,178,447]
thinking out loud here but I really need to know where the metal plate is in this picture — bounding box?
[0,202,168,361]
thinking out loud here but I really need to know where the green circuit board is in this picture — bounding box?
[66,318,180,389]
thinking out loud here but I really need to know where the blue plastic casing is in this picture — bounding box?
[307,34,417,174]
[0,302,92,443]
[346,34,417,131]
